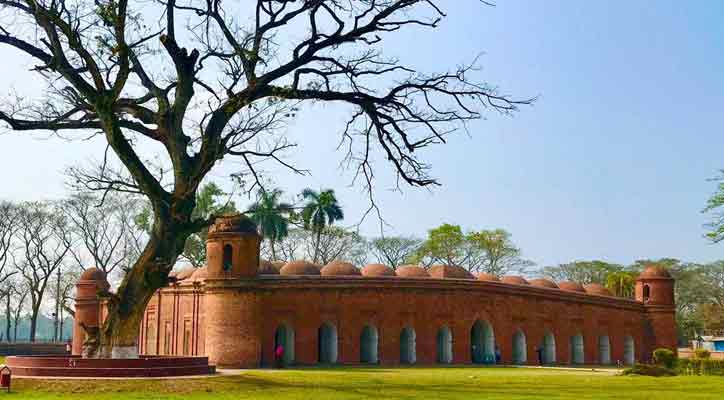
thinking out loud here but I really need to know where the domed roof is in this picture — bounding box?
[429,264,475,279]
[208,214,257,237]
[280,260,321,276]
[477,273,500,282]
[584,283,612,296]
[361,263,395,277]
[639,264,672,279]
[79,267,107,282]
[272,261,286,269]
[259,260,280,275]
[321,261,361,276]
[175,268,195,281]
[190,267,208,281]
[558,281,586,292]
[529,278,559,289]
[396,265,430,278]
[501,276,529,285]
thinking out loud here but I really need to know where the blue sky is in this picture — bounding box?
[1,1,723,267]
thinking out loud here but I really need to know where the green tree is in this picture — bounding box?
[541,260,622,285]
[703,171,724,242]
[247,189,293,261]
[414,224,530,275]
[301,189,344,264]
[605,271,637,298]
[370,237,422,269]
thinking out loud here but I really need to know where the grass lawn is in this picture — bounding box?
[6,366,724,400]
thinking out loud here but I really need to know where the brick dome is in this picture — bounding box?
[191,267,208,281]
[259,260,280,275]
[175,268,195,281]
[321,261,361,276]
[272,261,286,269]
[361,263,395,277]
[280,260,321,276]
[429,264,475,279]
[529,278,559,289]
[639,264,672,279]
[501,276,529,285]
[477,273,500,282]
[584,283,612,296]
[207,214,257,236]
[79,267,107,282]
[558,281,586,292]
[396,265,430,278]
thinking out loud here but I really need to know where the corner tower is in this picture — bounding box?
[636,264,677,359]
[204,214,262,368]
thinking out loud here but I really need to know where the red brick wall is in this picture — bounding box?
[141,276,676,367]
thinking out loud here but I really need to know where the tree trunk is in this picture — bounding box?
[270,239,277,261]
[29,305,39,342]
[313,229,322,264]
[99,216,192,358]
[5,294,10,343]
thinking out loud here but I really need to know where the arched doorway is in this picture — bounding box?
[400,327,416,364]
[598,335,611,365]
[471,320,495,364]
[274,324,295,366]
[569,334,584,365]
[623,335,635,365]
[542,331,556,364]
[512,329,527,364]
[437,326,453,364]
[360,325,379,364]
[318,322,338,364]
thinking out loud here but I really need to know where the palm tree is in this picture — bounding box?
[300,188,344,263]
[605,271,637,298]
[247,189,293,261]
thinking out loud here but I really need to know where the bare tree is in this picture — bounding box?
[11,281,29,342]
[304,227,368,266]
[370,236,421,269]
[14,202,73,341]
[62,193,137,281]
[0,0,530,356]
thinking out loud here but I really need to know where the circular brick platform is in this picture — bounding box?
[6,355,215,377]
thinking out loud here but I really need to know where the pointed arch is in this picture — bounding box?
[471,319,495,364]
[542,331,556,364]
[400,327,417,364]
[623,335,635,365]
[360,325,379,364]
[569,334,584,365]
[436,326,453,364]
[318,322,338,364]
[274,324,295,365]
[512,329,527,365]
[598,335,611,365]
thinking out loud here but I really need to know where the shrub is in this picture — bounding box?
[678,358,724,376]
[622,363,677,377]
[653,348,677,369]
[694,348,711,359]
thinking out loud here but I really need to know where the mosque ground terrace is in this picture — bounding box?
[72,215,677,369]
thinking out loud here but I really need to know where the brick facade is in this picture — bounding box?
[133,215,678,368]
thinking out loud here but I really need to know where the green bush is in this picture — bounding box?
[621,363,677,377]
[653,348,677,369]
[678,358,724,376]
[694,348,711,359]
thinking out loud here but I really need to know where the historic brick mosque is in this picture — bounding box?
[73,215,677,368]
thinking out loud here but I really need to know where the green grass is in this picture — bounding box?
[7,366,724,400]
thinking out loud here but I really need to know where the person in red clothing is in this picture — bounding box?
[274,345,285,368]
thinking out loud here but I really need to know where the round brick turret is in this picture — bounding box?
[72,267,110,356]
[206,214,260,279]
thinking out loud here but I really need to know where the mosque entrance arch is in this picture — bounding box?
[360,325,379,364]
[274,324,295,366]
[318,322,338,364]
[623,335,635,365]
[542,331,556,364]
[436,326,453,364]
[569,334,584,365]
[512,329,527,364]
[471,320,495,364]
[400,327,417,364]
[598,335,611,365]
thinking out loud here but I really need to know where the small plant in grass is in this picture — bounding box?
[653,348,677,369]
[621,363,677,377]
